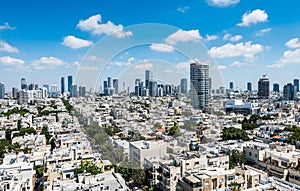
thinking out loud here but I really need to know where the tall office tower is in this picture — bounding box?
[113,79,118,94]
[17,90,28,105]
[145,70,150,89]
[149,80,157,97]
[273,83,280,93]
[43,84,49,91]
[12,87,18,99]
[229,81,234,90]
[180,78,188,94]
[67,75,73,93]
[103,81,108,95]
[0,83,5,99]
[190,62,210,110]
[283,83,296,100]
[61,77,65,94]
[258,74,270,99]
[107,77,112,88]
[21,78,27,90]
[294,79,299,92]
[71,84,78,97]
[79,86,86,97]
[247,82,252,92]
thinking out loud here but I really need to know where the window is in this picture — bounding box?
[281,162,288,167]
[249,152,252,156]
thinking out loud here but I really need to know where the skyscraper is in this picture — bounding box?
[71,84,78,97]
[67,75,73,93]
[273,83,280,93]
[12,87,18,99]
[21,78,27,90]
[0,83,5,99]
[190,62,210,111]
[283,83,296,100]
[113,79,118,94]
[258,75,270,99]
[145,70,150,89]
[180,78,188,94]
[103,81,108,95]
[294,79,299,92]
[247,82,252,92]
[79,86,86,97]
[229,81,234,90]
[107,77,112,88]
[61,77,65,94]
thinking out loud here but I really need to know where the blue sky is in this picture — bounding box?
[1,0,300,91]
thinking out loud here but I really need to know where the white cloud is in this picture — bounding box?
[163,69,173,73]
[267,48,300,68]
[110,57,136,67]
[217,65,227,70]
[77,14,132,38]
[0,56,24,66]
[85,55,103,62]
[175,59,201,72]
[256,28,271,36]
[133,62,153,70]
[285,38,300,49]
[230,61,245,67]
[204,34,219,41]
[206,0,239,7]
[165,29,202,45]
[31,56,67,70]
[223,34,243,42]
[209,41,266,59]
[150,43,174,52]
[0,40,19,53]
[237,9,268,27]
[78,66,99,71]
[177,6,189,13]
[0,22,15,30]
[62,35,93,49]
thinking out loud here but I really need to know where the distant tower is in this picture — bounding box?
[67,75,73,93]
[113,79,118,94]
[229,82,234,90]
[107,77,112,88]
[258,74,270,98]
[145,70,150,89]
[180,78,188,94]
[273,83,280,93]
[283,83,296,100]
[247,82,252,92]
[103,81,108,95]
[21,78,27,90]
[190,62,210,111]
[294,79,299,92]
[0,83,5,99]
[61,77,65,94]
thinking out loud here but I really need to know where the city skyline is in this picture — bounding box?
[1,1,300,90]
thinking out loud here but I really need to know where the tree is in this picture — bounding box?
[222,127,250,141]
[229,181,241,191]
[41,126,52,144]
[228,150,246,169]
[168,125,180,137]
[74,161,102,176]
[115,161,145,188]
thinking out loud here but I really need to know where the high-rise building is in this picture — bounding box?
[113,79,118,94]
[180,78,188,94]
[103,81,108,95]
[283,83,296,100]
[258,75,270,99]
[273,83,280,93]
[190,62,210,110]
[294,79,299,92]
[21,78,27,90]
[17,90,28,105]
[247,82,252,92]
[145,70,150,89]
[67,75,73,93]
[149,81,157,97]
[71,84,78,97]
[107,77,112,88]
[12,87,18,99]
[0,83,5,99]
[61,77,65,94]
[79,86,86,97]
[229,82,234,90]
[43,84,49,91]
[29,83,38,90]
